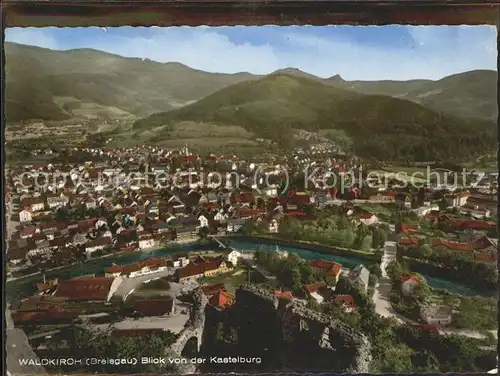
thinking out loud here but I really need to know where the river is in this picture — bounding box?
[6,239,495,300]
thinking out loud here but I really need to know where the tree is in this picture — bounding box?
[368,264,382,278]
[254,246,265,264]
[241,217,258,235]
[372,227,388,249]
[353,223,369,249]
[299,262,315,284]
[198,226,210,240]
[302,204,316,216]
[376,342,414,372]
[386,260,405,281]
[412,349,439,372]
[438,197,448,211]
[419,244,432,258]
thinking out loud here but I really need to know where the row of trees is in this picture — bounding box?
[276,215,388,251]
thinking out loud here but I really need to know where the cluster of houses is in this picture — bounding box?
[400,274,452,330]
[272,260,371,313]
[5,145,498,276]
[9,250,241,326]
[397,214,498,263]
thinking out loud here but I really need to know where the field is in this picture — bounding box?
[359,203,397,216]
[108,121,267,156]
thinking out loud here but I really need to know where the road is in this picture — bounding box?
[372,241,401,322]
[372,241,498,341]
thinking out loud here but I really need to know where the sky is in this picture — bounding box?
[5,25,497,80]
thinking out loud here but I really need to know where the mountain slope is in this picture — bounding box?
[134,73,496,162]
[328,70,498,121]
[6,43,496,125]
[4,42,258,122]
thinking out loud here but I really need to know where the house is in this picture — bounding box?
[214,210,229,224]
[369,194,395,204]
[400,275,420,296]
[420,305,452,326]
[53,276,123,302]
[138,232,156,250]
[226,250,242,265]
[349,265,370,294]
[275,290,294,300]
[175,257,232,282]
[198,214,209,228]
[209,290,235,310]
[305,282,330,304]
[453,219,497,232]
[104,258,168,278]
[334,295,356,313]
[444,192,470,208]
[94,218,108,229]
[472,236,497,254]
[19,209,33,223]
[201,283,226,297]
[13,295,65,311]
[169,216,199,238]
[413,205,439,217]
[355,213,379,226]
[311,260,342,284]
[21,226,39,239]
[399,238,419,247]
[46,194,70,209]
[148,202,159,216]
[36,279,59,293]
[85,237,113,256]
[134,298,175,316]
[268,219,279,233]
[11,311,79,325]
[431,239,474,253]
[85,197,97,209]
[226,218,246,233]
[474,253,497,263]
[287,191,311,208]
[20,197,45,212]
[261,186,278,198]
[400,223,421,235]
[467,195,497,216]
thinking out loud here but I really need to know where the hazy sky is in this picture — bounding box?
[5,25,497,80]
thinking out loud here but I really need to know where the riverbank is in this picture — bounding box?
[222,234,382,263]
[7,236,494,302]
[8,240,204,283]
[404,257,497,297]
[6,240,209,301]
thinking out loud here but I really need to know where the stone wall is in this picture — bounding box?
[236,285,372,372]
[165,287,208,374]
[234,285,283,364]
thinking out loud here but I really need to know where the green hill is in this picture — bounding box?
[6,42,496,124]
[4,42,258,122]
[134,73,496,162]
[328,70,498,121]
